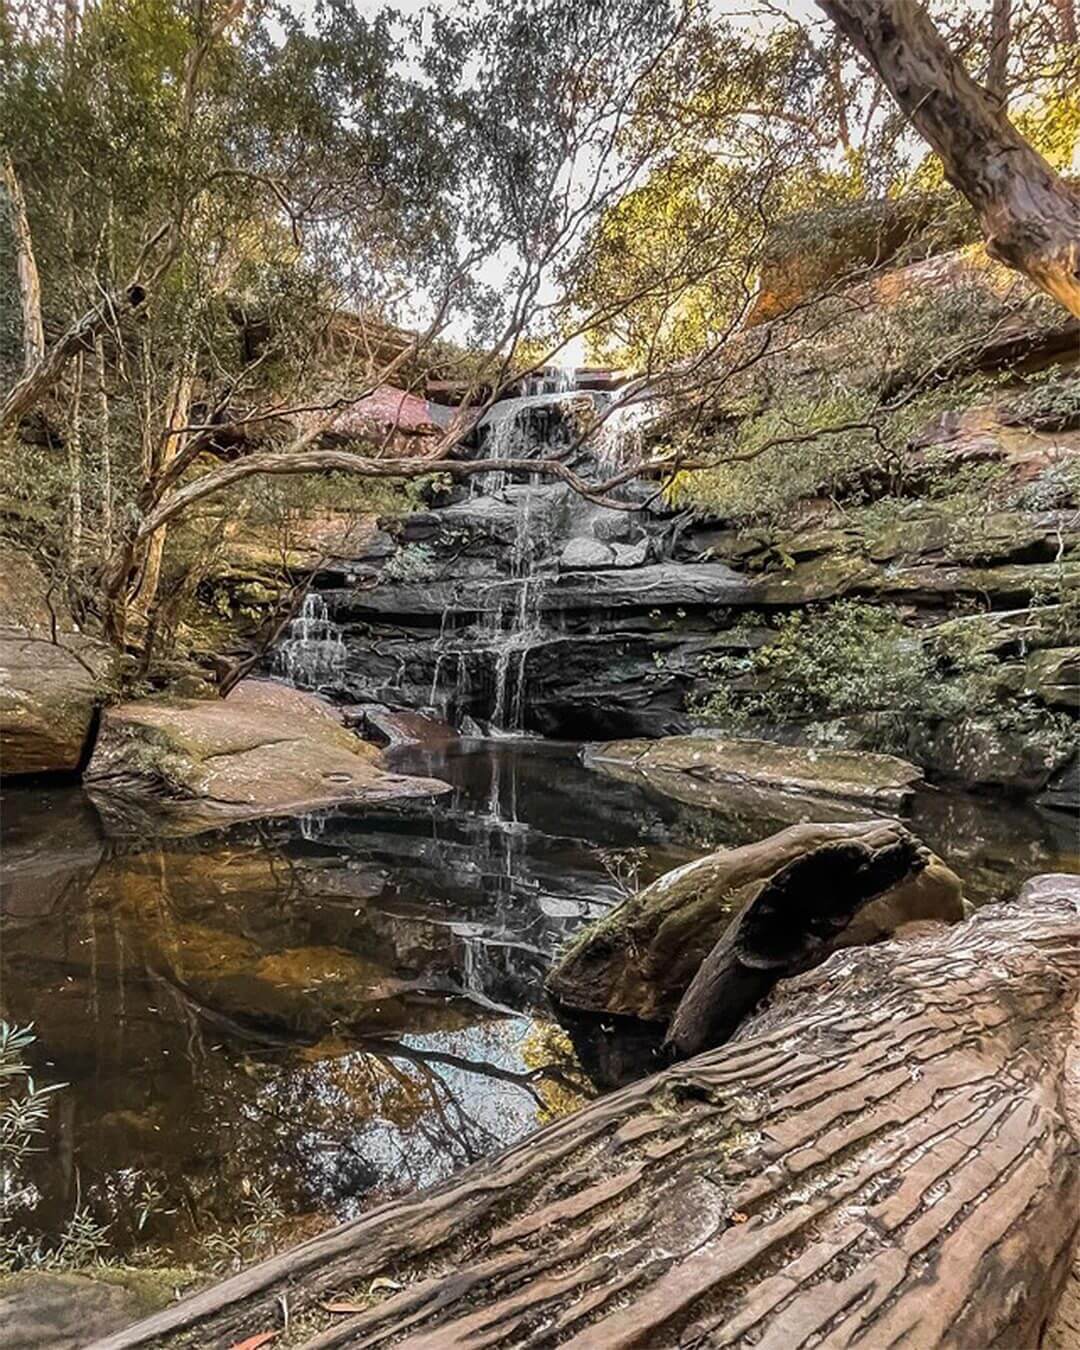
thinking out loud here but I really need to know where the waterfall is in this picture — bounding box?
[476,410,549,735]
[274,591,346,690]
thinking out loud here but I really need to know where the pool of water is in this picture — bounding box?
[0,737,1075,1266]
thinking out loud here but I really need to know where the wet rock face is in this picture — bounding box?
[83,678,449,835]
[546,818,964,1023]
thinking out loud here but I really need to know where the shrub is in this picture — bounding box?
[693,603,932,725]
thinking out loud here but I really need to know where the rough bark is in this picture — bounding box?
[91,874,1080,1350]
[986,0,1011,105]
[132,357,194,616]
[1052,0,1077,45]
[1,155,45,371]
[95,333,112,549]
[67,351,83,569]
[816,0,1080,317]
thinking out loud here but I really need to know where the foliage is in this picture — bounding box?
[693,595,1079,764]
[194,1180,285,1273]
[0,1022,114,1273]
[381,542,439,583]
[666,391,878,523]
[693,603,932,727]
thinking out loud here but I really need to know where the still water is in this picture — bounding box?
[0,738,1074,1266]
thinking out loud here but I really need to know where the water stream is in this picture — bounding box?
[274,592,346,691]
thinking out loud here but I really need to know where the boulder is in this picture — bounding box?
[0,543,116,776]
[83,678,449,835]
[1040,754,1079,814]
[585,734,924,813]
[915,715,1078,794]
[546,818,964,1021]
[0,1272,165,1350]
[558,538,615,570]
[1024,646,1080,709]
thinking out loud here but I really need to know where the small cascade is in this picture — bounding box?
[479,422,548,735]
[596,388,653,468]
[275,592,346,690]
[416,367,642,733]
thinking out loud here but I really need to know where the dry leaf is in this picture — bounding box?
[321,1300,369,1315]
[370,1277,404,1294]
[228,1333,277,1350]
[730,1211,749,1224]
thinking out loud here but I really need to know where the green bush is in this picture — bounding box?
[693,602,931,724]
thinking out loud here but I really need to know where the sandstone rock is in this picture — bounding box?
[558,538,615,570]
[591,513,637,543]
[349,562,762,620]
[0,543,116,776]
[0,1271,163,1350]
[916,716,1078,794]
[84,678,449,835]
[585,734,924,813]
[546,818,964,1021]
[746,193,975,327]
[1024,646,1080,709]
[610,538,649,568]
[1039,754,1079,814]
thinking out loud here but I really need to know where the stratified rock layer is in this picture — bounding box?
[84,678,448,834]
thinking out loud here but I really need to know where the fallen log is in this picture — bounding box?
[663,826,932,1059]
[546,819,964,1023]
[93,874,1080,1350]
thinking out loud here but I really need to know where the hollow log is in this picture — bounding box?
[546,819,964,1024]
[662,829,931,1059]
[92,874,1080,1350]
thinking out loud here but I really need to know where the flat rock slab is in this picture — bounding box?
[586,734,924,813]
[84,678,449,835]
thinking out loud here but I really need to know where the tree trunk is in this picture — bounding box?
[1052,0,1077,45]
[986,0,1011,105]
[132,357,194,617]
[1,154,45,371]
[90,874,1080,1350]
[816,0,1080,317]
[68,352,83,570]
[95,333,112,549]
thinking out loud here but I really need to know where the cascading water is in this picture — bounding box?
[275,591,346,690]
[423,365,639,733]
[475,407,551,735]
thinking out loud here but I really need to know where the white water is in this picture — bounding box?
[275,592,346,690]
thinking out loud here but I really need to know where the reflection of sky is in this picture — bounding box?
[253,1018,555,1220]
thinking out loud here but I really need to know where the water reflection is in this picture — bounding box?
[0,738,1074,1263]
